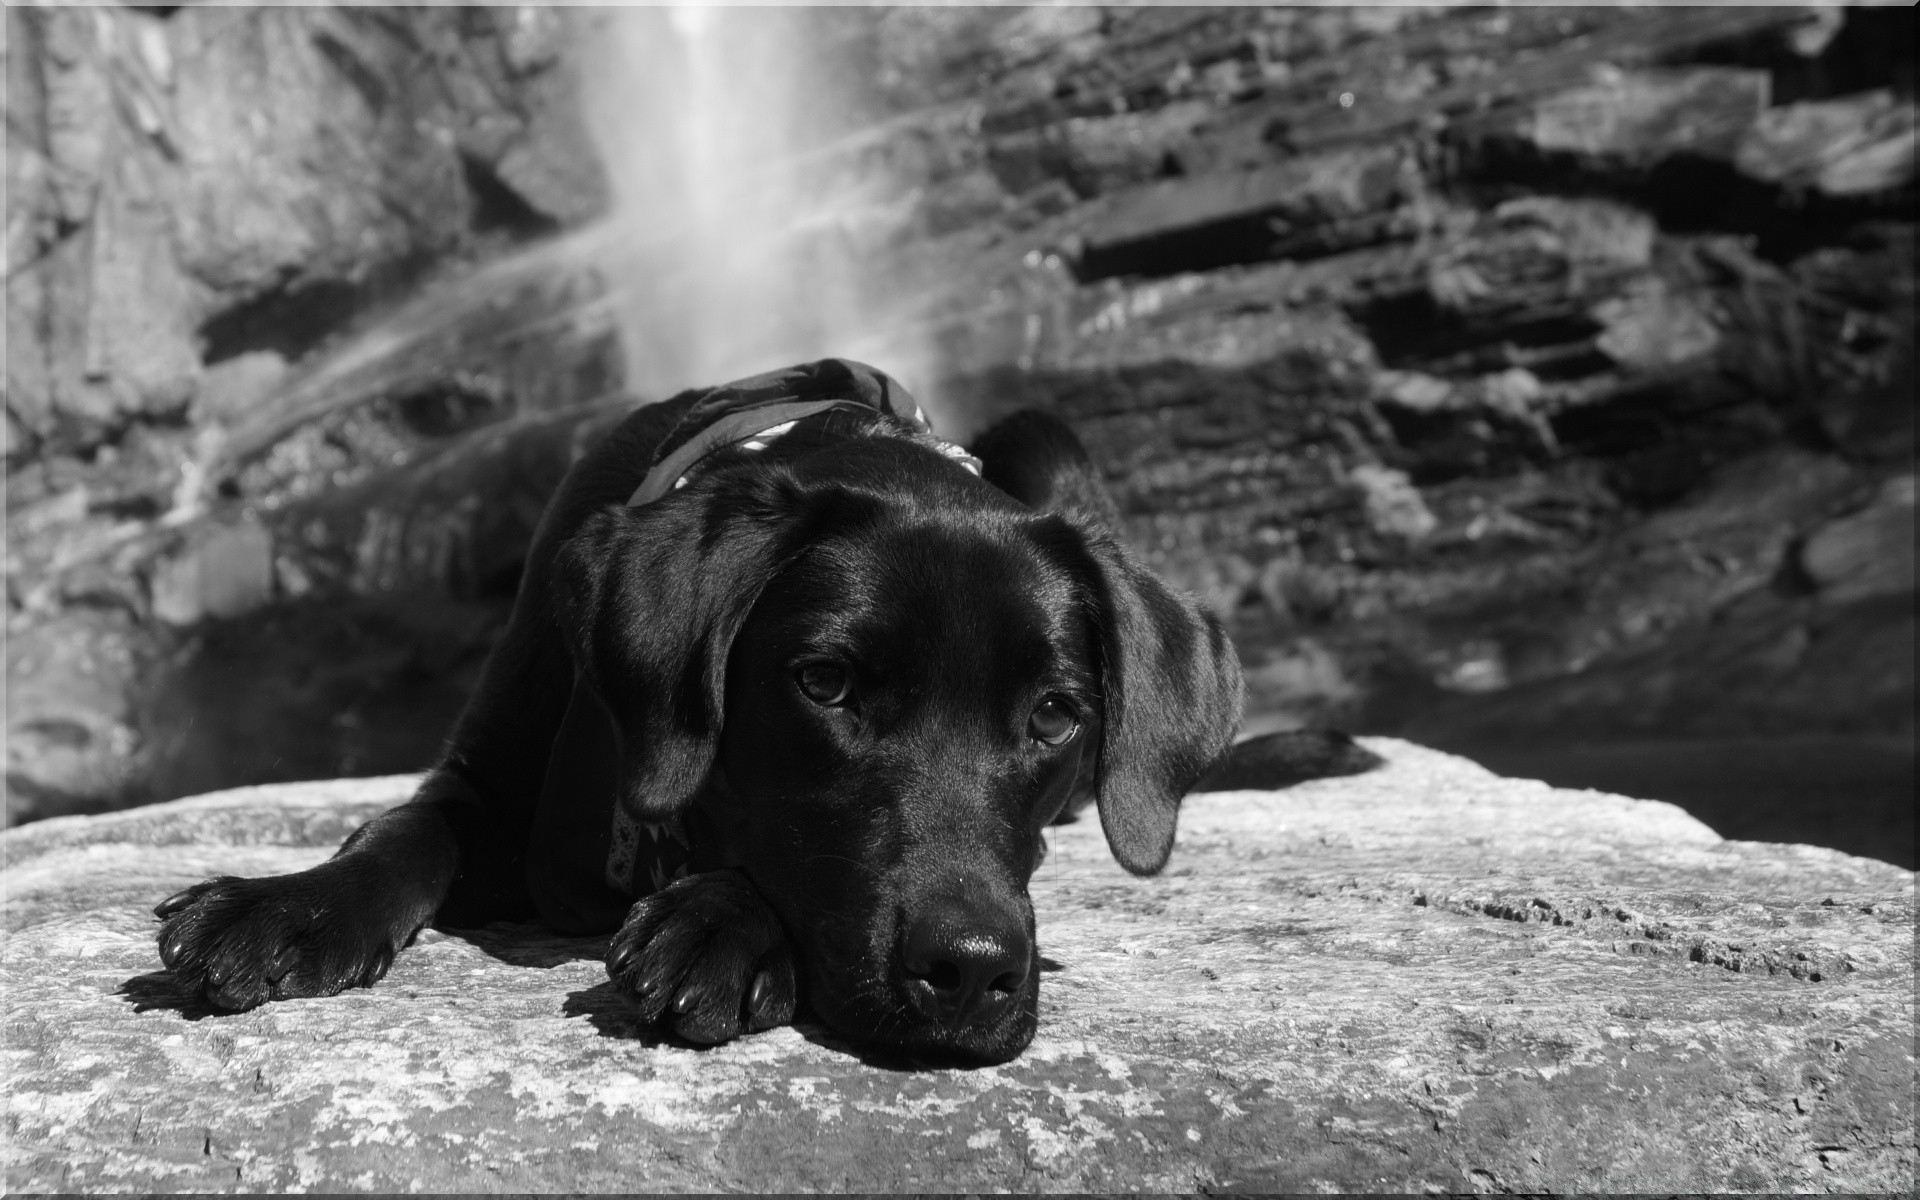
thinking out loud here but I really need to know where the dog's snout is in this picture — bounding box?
[902,897,1030,1028]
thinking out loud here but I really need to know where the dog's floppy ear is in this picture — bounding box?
[549,483,785,822]
[972,409,1123,530]
[1072,526,1244,875]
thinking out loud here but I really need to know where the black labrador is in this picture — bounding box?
[152,359,1378,1065]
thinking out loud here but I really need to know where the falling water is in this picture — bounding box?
[577,7,938,404]
[179,6,951,509]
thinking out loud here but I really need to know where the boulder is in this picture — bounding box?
[5,741,1912,1192]
[1801,473,1918,606]
[1391,452,1915,754]
[148,518,276,627]
[1480,66,1773,172]
[1737,88,1919,198]
[3,608,152,825]
[1071,144,1417,280]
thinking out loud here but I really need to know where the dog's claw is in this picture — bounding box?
[634,965,673,1001]
[264,944,298,985]
[208,976,262,1013]
[362,944,394,986]
[608,943,637,978]
[744,959,796,1032]
[154,888,199,919]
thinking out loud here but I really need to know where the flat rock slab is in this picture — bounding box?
[5,740,1913,1192]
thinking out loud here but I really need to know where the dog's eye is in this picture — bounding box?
[1028,697,1079,746]
[796,662,852,707]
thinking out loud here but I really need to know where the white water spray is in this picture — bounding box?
[578,7,937,403]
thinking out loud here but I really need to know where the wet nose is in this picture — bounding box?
[902,896,1031,1028]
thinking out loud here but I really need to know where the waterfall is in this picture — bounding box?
[178,6,956,510]
[578,7,938,405]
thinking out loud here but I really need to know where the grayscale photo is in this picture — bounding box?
[6,2,1913,1192]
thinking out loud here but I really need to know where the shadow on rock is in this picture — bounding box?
[799,957,1067,1069]
[561,980,703,1049]
[561,979,1022,1071]
[790,1000,1073,1072]
[790,1021,1009,1073]
[435,922,607,968]
[561,980,841,1059]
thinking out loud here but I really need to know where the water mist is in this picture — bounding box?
[577,7,939,408]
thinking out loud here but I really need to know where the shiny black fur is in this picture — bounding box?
[152,399,1378,1064]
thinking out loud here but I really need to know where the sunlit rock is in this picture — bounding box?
[1738,89,1918,197]
[5,742,1912,1191]
[1801,474,1917,605]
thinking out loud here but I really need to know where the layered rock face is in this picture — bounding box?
[5,744,1913,1191]
[4,6,618,820]
[4,8,1914,849]
[862,6,1915,755]
[5,5,609,456]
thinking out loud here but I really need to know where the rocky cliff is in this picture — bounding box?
[5,7,1913,853]
[5,6,618,819]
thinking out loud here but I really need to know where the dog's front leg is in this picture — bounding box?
[606,870,797,1044]
[153,774,475,1011]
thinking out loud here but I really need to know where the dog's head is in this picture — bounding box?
[553,422,1241,1062]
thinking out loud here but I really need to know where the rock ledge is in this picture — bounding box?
[5,740,1913,1192]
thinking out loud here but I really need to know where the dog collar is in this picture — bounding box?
[626,358,980,509]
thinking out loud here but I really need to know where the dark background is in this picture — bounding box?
[6,6,1913,866]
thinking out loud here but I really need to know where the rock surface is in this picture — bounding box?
[5,741,1913,1192]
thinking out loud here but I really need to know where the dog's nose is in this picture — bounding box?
[902,897,1030,1028]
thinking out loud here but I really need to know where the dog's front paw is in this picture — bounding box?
[154,868,410,1011]
[606,869,796,1044]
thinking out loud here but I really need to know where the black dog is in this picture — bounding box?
[152,359,1377,1064]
